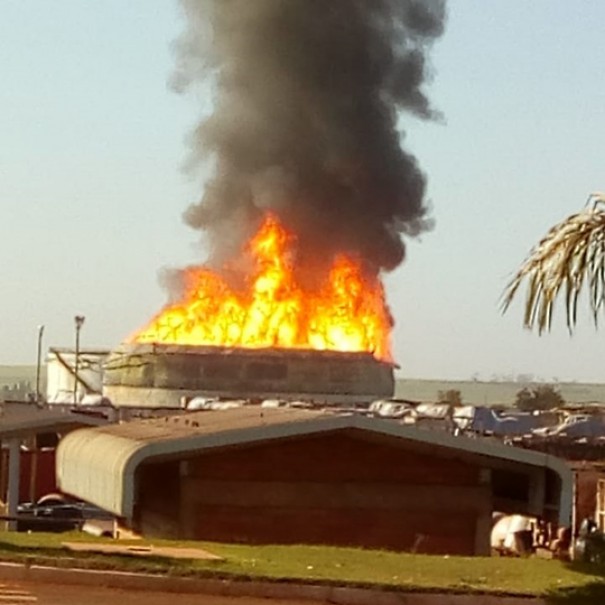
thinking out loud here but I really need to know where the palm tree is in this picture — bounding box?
[502,193,605,333]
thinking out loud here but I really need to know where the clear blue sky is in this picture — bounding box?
[3,1,605,382]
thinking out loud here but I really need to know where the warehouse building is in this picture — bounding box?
[56,408,572,555]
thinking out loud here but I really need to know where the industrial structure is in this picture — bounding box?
[45,347,109,404]
[57,407,572,555]
[102,343,394,408]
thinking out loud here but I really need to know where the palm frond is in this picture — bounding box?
[502,195,605,333]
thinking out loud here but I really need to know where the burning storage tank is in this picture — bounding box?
[108,215,396,408]
[103,343,394,408]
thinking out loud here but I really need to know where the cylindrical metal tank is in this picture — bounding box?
[103,343,394,408]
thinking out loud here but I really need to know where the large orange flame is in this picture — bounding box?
[131,214,392,360]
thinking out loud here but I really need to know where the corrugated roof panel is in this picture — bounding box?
[92,407,331,442]
[57,428,145,515]
[0,406,104,439]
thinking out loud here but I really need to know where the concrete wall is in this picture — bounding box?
[104,345,394,408]
[134,431,492,555]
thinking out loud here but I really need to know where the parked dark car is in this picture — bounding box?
[16,502,84,533]
[16,500,115,534]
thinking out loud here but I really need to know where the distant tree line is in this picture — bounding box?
[514,384,565,412]
[433,384,565,411]
[437,389,463,406]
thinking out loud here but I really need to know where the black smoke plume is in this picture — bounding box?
[173,0,446,276]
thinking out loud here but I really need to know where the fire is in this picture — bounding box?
[131,214,392,360]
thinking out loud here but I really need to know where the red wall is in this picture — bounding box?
[1,449,57,503]
[137,430,490,554]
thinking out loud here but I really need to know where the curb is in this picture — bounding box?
[0,562,545,605]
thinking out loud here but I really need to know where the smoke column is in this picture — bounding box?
[173,0,446,276]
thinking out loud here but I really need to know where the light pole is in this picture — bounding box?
[35,325,44,406]
[73,315,85,405]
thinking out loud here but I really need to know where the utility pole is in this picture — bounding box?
[73,315,85,405]
[35,324,44,405]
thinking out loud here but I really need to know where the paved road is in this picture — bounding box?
[0,582,37,604]
[0,581,313,605]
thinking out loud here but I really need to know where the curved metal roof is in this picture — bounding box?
[56,407,572,524]
[0,405,105,439]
